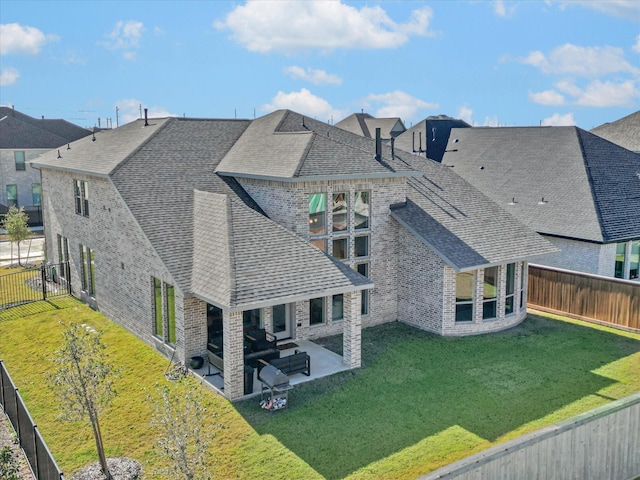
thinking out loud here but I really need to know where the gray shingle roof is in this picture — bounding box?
[441,126,640,243]
[192,191,371,310]
[0,107,91,149]
[389,150,558,271]
[590,110,640,153]
[394,116,471,163]
[216,110,419,181]
[335,113,406,140]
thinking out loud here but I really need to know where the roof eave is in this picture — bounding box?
[216,170,422,183]
[28,162,111,179]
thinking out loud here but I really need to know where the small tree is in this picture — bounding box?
[51,322,119,479]
[150,377,221,480]
[1,206,30,266]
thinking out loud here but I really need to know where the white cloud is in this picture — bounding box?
[215,1,434,54]
[100,20,144,60]
[0,23,58,56]
[261,88,346,122]
[457,106,473,124]
[529,89,566,106]
[115,98,176,124]
[494,0,516,18]
[284,66,342,86]
[363,90,438,124]
[0,67,19,86]
[521,44,638,77]
[541,112,576,126]
[633,34,640,54]
[563,79,638,107]
[557,1,640,21]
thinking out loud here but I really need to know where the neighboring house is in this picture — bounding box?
[335,112,406,142]
[394,115,471,163]
[590,110,640,153]
[438,125,640,281]
[32,110,555,399]
[0,106,91,225]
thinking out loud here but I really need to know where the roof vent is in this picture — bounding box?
[144,108,149,127]
[508,197,517,205]
[538,197,548,205]
[479,166,484,170]
[57,149,62,159]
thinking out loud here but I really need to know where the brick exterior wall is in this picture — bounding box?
[534,235,614,277]
[1,149,45,208]
[40,169,190,361]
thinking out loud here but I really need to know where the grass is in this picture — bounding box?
[0,294,638,479]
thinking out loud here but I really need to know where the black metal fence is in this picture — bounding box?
[0,360,65,480]
[0,262,70,310]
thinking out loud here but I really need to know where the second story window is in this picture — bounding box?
[309,193,326,235]
[14,151,26,171]
[74,180,89,217]
[6,185,18,208]
[32,183,41,206]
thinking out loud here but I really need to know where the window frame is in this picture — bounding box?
[14,151,26,171]
[308,193,327,236]
[74,179,89,217]
[482,266,498,320]
[355,262,370,316]
[309,297,325,325]
[6,184,18,208]
[455,271,475,322]
[152,277,163,339]
[32,183,41,206]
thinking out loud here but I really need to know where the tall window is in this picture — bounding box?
[166,284,176,346]
[354,191,369,229]
[615,243,626,279]
[57,235,70,279]
[519,263,526,310]
[309,193,326,235]
[332,238,348,259]
[243,309,262,332]
[32,183,41,206]
[152,278,163,338]
[482,266,498,320]
[14,151,25,171]
[80,244,96,295]
[356,263,369,315]
[333,193,348,232]
[332,294,344,321]
[455,271,474,322]
[310,297,325,325]
[74,180,89,216]
[6,185,17,208]
[631,241,639,280]
[505,263,516,315]
[354,235,369,257]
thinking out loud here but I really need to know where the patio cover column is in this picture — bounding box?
[342,290,362,368]
[223,310,244,400]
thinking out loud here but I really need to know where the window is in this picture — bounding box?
[166,284,176,346]
[332,238,348,259]
[332,294,344,321]
[6,185,17,208]
[80,244,96,295]
[309,193,326,235]
[615,243,626,279]
[505,263,516,315]
[354,235,369,257]
[153,278,163,338]
[333,193,348,232]
[310,239,326,252]
[32,183,41,206]
[74,180,89,216]
[243,309,262,332]
[310,297,325,325]
[354,191,369,229]
[482,266,498,320]
[631,241,639,280]
[356,263,369,315]
[455,271,474,322]
[14,151,25,171]
[519,263,526,310]
[57,235,70,279]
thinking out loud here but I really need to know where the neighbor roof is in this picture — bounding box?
[394,115,471,163]
[389,151,558,271]
[440,126,640,243]
[0,106,91,149]
[216,110,419,181]
[590,110,640,153]
[335,112,405,140]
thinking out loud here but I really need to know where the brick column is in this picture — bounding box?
[295,300,309,341]
[343,291,362,368]
[474,269,484,323]
[262,306,273,334]
[223,310,244,400]
[183,297,207,361]
[497,264,507,321]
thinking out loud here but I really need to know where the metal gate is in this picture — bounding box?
[0,261,70,310]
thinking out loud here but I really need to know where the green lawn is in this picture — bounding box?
[1,296,638,479]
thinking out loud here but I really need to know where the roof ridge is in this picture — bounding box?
[575,128,608,242]
[293,131,317,177]
[225,195,238,305]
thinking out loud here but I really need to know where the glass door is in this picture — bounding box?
[272,303,291,340]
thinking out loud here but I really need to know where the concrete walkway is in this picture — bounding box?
[0,237,45,267]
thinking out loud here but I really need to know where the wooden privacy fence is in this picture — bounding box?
[528,264,640,332]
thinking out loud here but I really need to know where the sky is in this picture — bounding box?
[1,0,639,130]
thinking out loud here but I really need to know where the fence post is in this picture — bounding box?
[0,360,4,410]
[41,265,47,301]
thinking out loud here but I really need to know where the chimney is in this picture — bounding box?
[391,137,395,157]
[375,128,382,162]
[144,108,149,126]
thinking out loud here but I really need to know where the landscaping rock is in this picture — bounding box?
[69,457,142,480]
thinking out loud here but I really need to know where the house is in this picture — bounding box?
[32,110,556,399]
[335,112,406,142]
[590,110,640,153]
[437,125,640,281]
[0,106,91,224]
[393,114,471,163]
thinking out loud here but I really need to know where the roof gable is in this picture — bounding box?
[590,110,640,153]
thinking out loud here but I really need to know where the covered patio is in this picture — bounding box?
[190,338,349,397]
